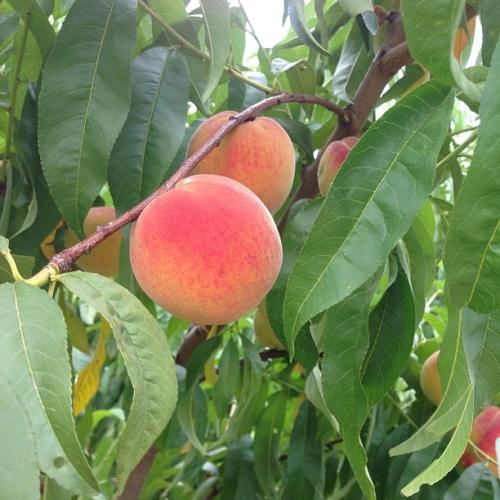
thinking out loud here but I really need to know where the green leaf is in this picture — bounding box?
[401,388,474,496]
[267,198,323,347]
[403,200,436,323]
[443,463,500,500]
[213,338,240,419]
[199,0,230,101]
[38,0,137,238]
[254,391,287,495]
[480,0,500,66]
[322,273,381,500]
[7,0,55,58]
[220,337,265,444]
[283,82,453,355]
[339,0,377,34]
[221,437,259,500]
[362,257,415,406]
[333,22,371,103]
[150,0,188,26]
[109,47,189,214]
[283,401,324,499]
[177,384,208,455]
[12,86,60,255]
[288,0,330,56]
[444,42,500,313]
[58,272,178,491]
[0,375,40,500]
[462,308,500,408]
[0,282,98,494]
[401,0,481,101]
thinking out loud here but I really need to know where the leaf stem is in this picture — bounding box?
[139,0,275,95]
[435,131,477,180]
[0,13,30,235]
[468,439,499,467]
[0,247,24,281]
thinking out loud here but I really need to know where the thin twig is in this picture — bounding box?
[25,92,346,286]
[139,0,276,95]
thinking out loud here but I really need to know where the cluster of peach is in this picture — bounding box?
[43,113,358,330]
[421,352,499,477]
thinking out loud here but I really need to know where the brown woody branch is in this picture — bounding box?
[33,94,344,279]
[278,12,412,231]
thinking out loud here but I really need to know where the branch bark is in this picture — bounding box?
[278,12,412,230]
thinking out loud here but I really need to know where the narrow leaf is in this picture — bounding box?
[401,0,481,101]
[333,22,371,103]
[462,308,500,408]
[322,273,381,500]
[362,257,415,406]
[7,0,55,58]
[38,0,137,237]
[391,306,473,456]
[288,0,330,56]
[0,282,98,494]
[445,41,500,313]
[254,391,287,495]
[479,0,500,66]
[283,401,324,499]
[109,47,189,214]
[58,272,178,491]
[199,0,230,101]
[284,82,453,353]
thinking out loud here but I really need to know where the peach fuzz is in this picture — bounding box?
[187,111,295,214]
[419,351,442,406]
[317,136,358,195]
[64,207,121,277]
[130,175,283,325]
[461,406,500,477]
[254,301,283,349]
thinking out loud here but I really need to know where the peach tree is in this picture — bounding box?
[0,0,499,498]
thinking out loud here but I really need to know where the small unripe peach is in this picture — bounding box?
[64,207,121,277]
[317,136,358,195]
[420,351,442,406]
[187,111,295,214]
[254,301,283,349]
[461,406,500,477]
[130,175,283,325]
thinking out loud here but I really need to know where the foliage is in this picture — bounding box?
[0,0,499,499]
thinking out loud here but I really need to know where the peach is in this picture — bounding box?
[254,301,283,349]
[317,136,358,195]
[186,111,295,214]
[461,406,500,477]
[64,207,121,277]
[130,175,283,325]
[420,351,442,406]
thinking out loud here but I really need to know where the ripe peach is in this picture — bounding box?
[461,406,500,477]
[420,351,442,406]
[130,175,283,325]
[254,301,283,349]
[186,111,295,214]
[64,207,121,277]
[317,136,358,195]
